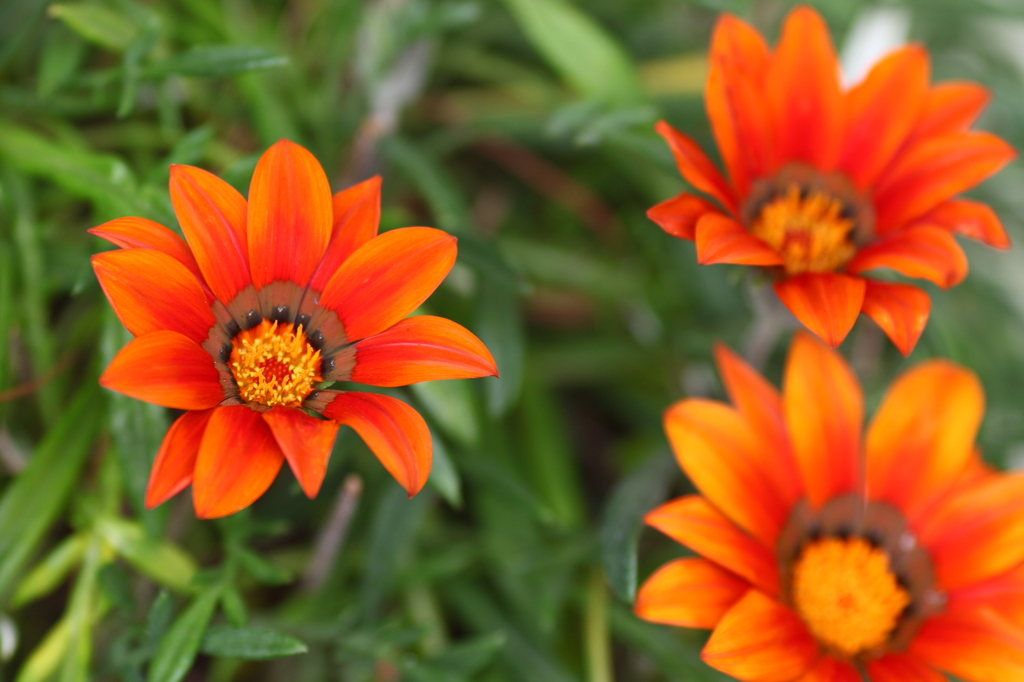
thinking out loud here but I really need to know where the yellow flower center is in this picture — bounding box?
[750,185,856,275]
[230,320,322,408]
[792,537,910,658]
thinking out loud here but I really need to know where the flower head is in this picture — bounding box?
[636,334,1024,681]
[91,139,498,518]
[649,5,1016,354]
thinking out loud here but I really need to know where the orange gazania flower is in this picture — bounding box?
[649,6,1016,354]
[91,139,497,518]
[636,334,1024,681]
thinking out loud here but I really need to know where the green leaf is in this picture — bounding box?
[11,535,89,608]
[427,435,462,508]
[500,0,642,104]
[361,484,431,619]
[0,385,104,603]
[37,24,86,97]
[236,548,292,586]
[147,585,221,682]
[429,632,507,675]
[476,280,525,417]
[600,453,678,602]
[411,380,479,447]
[382,136,468,234]
[94,517,198,593]
[142,592,175,650]
[117,15,161,118]
[200,626,307,660]
[48,3,138,52]
[147,46,289,78]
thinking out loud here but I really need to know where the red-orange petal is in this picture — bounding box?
[695,213,784,266]
[874,131,1016,231]
[319,227,457,343]
[764,6,844,172]
[646,193,720,241]
[865,654,945,682]
[860,280,931,357]
[865,360,983,520]
[320,391,432,496]
[783,332,863,508]
[145,409,214,509]
[917,198,1011,249]
[849,225,968,289]
[654,120,738,215]
[168,164,251,303]
[713,343,802,505]
[910,608,1024,681]
[948,564,1024,628]
[192,405,285,519]
[634,557,747,629]
[795,657,860,682]
[89,216,206,288]
[263,407,340,499]
[309,176,383,291]
[348,315,498,387]
[840,46,929,190]
[91,248,215,344]
[100,331,223,410]
[663,399,790,547]
[247,139,332,289]
[917,473,1024,591]
[644,496,779,595]
[773,273,866,349]
[702,590,819,682]
[909,82,991,142]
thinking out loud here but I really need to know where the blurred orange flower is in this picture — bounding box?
[636,334,1024,681]
[650,5,1015,354]
[92,139,497,518]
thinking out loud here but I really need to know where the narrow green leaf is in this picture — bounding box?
[142,592,174,650]
[429,632,507,675]
[200,626,307,660]
[94,517,197,593]
[147,585,221,682]
[219,586,247,628]
[427,435,462,508]
[476,280,525,417]
[48,4,138,52]
[60,536,103,682]
[0,239,13,396]
[236,548,292,586]
[11,535,89,608]
[147,46,288,78]
[382,136,468,233]
[37,24,86,97]
[600,453,678,602]
[500,0,642,104]
[117,16,161,118]
[411,380,479,447]
[361,484,431,619]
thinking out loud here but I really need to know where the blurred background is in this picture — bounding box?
[1,0,1023,680]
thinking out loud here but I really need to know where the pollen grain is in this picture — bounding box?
[230,320,322,408]
[750,185,856,275]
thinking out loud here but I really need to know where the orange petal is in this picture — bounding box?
[948,564,1024,628]
[840,46,929,189]
[709,13,770,82]
[795,657,860,682]
[145,409,214,509]
[663,399,790,547]
[319,227,457,343]
[91,249,215,344]
[764,6,844,171]
[192,405,285,519]
[89,216,207,289]
[713,343,802,505]
[646,193,720,241]
[310,176,382,291]
[910,608,1024,681]
[783,332,863,508]
[773,273,866,349]
[654,120,737,215]
[348,315,498,387]
[644,496,779,595]
[917,198,1010,249]
[702,590,819,682]
[874,131,1016,231]
[917,473,1024,590]
[168,164,251,303]
[860,280,931,356]
[634,557,747,629]
[101,331,223,410]
[865,654,945,682]
[247,139,332,289]
[865,359,982,519]
[909,81,991,142]
[695,213,783,266]
[263,407,340,499]
[849,226,968,289]
[320,391,432,496]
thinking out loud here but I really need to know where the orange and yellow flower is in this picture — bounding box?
[636,334,1024,681]
[649,6,1016,354]
[91,139,497,518]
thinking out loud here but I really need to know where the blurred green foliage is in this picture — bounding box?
[0,0,1023,680]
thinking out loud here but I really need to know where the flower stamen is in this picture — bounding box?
[230,319,322,408]
[751,184,856,275]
